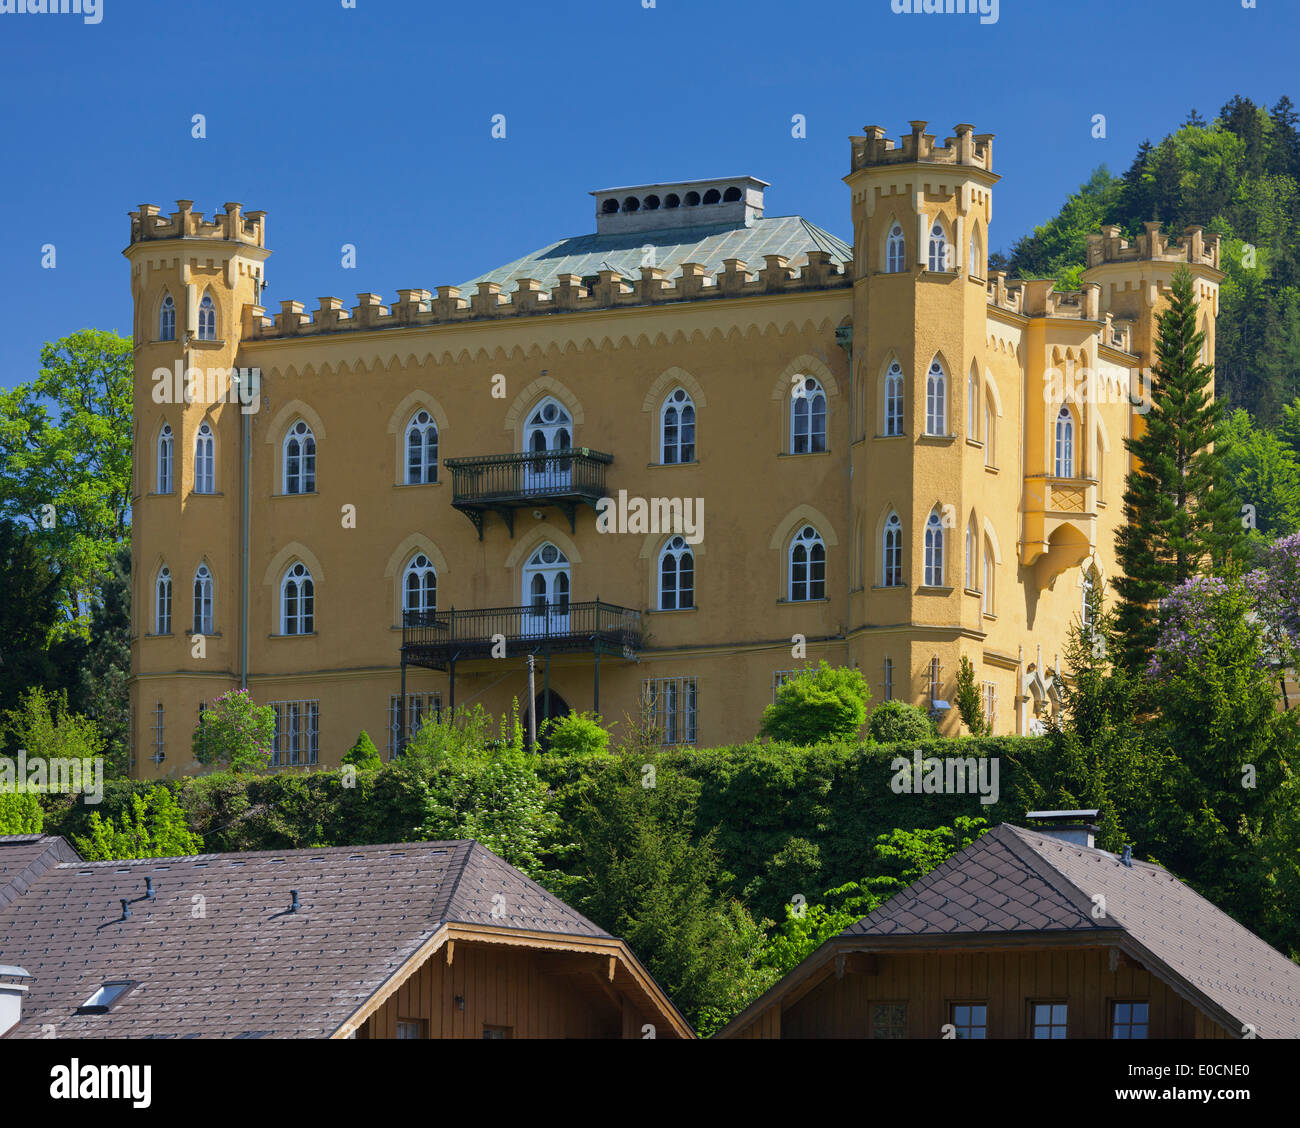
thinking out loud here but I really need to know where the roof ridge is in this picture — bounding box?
[997,824,1120,930]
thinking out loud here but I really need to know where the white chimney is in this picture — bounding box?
[0,966,33,1036]
[1026,809,1100,849]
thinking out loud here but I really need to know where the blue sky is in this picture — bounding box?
[0,0,1293,387]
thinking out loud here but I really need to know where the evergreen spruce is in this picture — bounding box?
[1114,267,1245,671]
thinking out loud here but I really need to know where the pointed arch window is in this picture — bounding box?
[405,410,438,484]
[194,422,215,494]
[924,511,945,587]
[159,294,176,341]
[658,536,695,610]
[197,293,217,341]
[280,562,314,635]
[965,519,976,590]
[985,392,995,466]
[791,377,827,454]
[402,553,437,616]
[789,525,826,602]
[883,512,902,587]
[1055,406,1075,478]
[1081,566,1099,631]
[283,420,316,494]
[968,368,979,439]
[926,361,947,436]
[157,424,174,493]
[928,222,949,272]
[886,223,905,273]
[969,228,983,278]
[193,563,213,635]
[983,538,995,615]
[885,362,904,437]
[661,388,696,464]
[155,566,172,635]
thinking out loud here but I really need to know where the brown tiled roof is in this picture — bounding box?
[843,823,1300,1038]
[0,837,610,1039]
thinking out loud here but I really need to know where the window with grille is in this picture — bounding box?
[950,1003,987,1039]
[152,703,164,764]
[871,1003,907,1039]
[270,700,320,767]
[1031,1002,1068,1039]
[772,670,799,702]
[981,681,997,730]
[388,692,442,757]
[642,677,697,746]
[928,656,942,705]
[1111,1001,1149,1039]
[883,657,894,701]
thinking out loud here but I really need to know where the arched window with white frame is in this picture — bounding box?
[194,421,215,494]
[789,525,826,601]
[882,512,902,587]
[985,391,996,466]
[402,553,437,616]
[658,535,695,610]
[193,563,213,635]
[965,519,976,590]
[928,221,949,271]
[1055,405,1075,478]
[968,366,979,440]
[280,562,314,635]
[159,293,176,341]
[886,223,905,273]
[969,226,983,278]
[157,424,174,493]
[405,410,438,484]
[885,362,904,436]
[283,420,316,494]
[924,511,945,587]
[790,377,827,453]
[661,388,696,464]
[197,292,217,341]
[926,360,947,435]
[155,566,172,635]
[983,538,995,615]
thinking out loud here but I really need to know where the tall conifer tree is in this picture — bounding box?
[1114,267,1244,671]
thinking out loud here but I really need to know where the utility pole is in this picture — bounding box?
[527,654,537,752]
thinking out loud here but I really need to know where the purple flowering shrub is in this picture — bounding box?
[1150,575,1268,678]
[1247,532,1300,661]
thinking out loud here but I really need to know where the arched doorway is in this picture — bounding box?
[529,690,570,751]
[523,397,573,492]
[521,542,570,636]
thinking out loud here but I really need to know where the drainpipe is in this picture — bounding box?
[240,376,251,691]
[835,326,854,669]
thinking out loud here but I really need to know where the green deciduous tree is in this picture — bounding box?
[758,661,869,744]
[192,689,275,772]
[73,788,203,861]
[2,686,105,765]
[0,790,43,834]
[540,711,610,757]
[1219,408,1300,539]
[867,700,936,744]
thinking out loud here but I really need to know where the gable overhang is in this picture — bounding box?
[331,923,695,1040]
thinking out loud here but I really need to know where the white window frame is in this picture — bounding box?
[405,410,438,485]
[402,553,437,616]
[388,692,442,757]
[925,361,947,436]
[197,292,217,341]
[660,388,696,465]
[789,525,826,602]
[269,699,319,767]
[928,221,949,272]
[283,420,316,495]
[885,362,904,436]
[1055,406,1075,478]
[155,566,172,635]
[159,293,176,341]
[157,424,174,493]
[924,512,945,587]
[642,677,697,746]
[790,377,827,454]
[657,535,695,611]
[886,223,905,273]
[883,512,902,587]
[280,562,315,635]
[193,563,213,635]
[194,422,215,494]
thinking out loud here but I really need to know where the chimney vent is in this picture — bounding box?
[0,966,33,1037]
[1026,809,1100,849]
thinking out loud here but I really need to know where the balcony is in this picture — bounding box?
[443,448,614,538]
[401,600,642,671]
[1021,475,1097,572]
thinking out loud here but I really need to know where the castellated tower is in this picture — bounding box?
[844,122,998,714]
[124,202,269,768]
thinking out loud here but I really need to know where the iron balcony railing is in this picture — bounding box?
[402,600,642,668]
[444,448,613,505]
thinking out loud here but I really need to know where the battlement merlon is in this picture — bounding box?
[128,201,267,249]
[849,121,995,175]
[1085,222,1222,274]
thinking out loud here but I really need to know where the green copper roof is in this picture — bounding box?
[458,215,852,294]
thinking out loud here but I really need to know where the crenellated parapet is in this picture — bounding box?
[986,271,1134,352]
[1086,222,1220,271]
[850,121,993,173]
[251,251,852,339]
[129,200,266,248]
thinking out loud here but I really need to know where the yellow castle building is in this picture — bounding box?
[124,121,1223,778]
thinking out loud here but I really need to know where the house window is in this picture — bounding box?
[772,669,799,701]
[157,424,174,493]
[928,222,949,271]
[925,361,947,435]
[871,1003,907,1039]
[886,223,905,273]
[883,512,902,587]
[283,420,316,494]
[1055,406,1075,477]
[790,377,827,454]
[159,293,176,341]
[789,526,826,601]
[402,553,437,617]
[1031,1002,1067,1039]
[924,512,945,587]
[405,410,438,484]
[984,394,995,466]
[396,1019,427,1039]
[965,520,976,589]
[1111,1001,1149,1039]
[661,388,696,464]
[77,980,139,1014]
[197,293,217,341]
[482,1025,512,1040]
[950,1003,987,1039]
[658,536,695,610]
[983,539,995,615]
[884,362,904,436]
[968,368,978,439]
[280,562,315,635]
[388,692,442,757]
[1081,567,1098,631]
[883,657,894,701]
[982,681,998,730]
[642,677,697,746]
[270,699,320,767]
[929,656,942,705]
[152,702,165,764]
[155,566,172,635]
[193,563,213,635]
[194,422,215,493]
